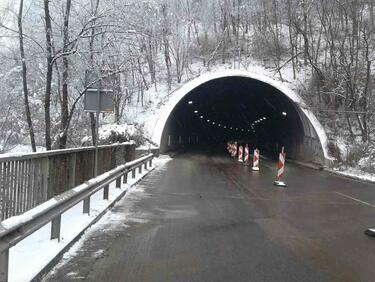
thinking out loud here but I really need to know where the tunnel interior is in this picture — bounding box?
[160,76,323,162]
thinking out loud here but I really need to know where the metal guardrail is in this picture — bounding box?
[0,153,154,282]
[0,142,136,220]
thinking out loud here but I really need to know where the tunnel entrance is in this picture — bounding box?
[151,70,329,164]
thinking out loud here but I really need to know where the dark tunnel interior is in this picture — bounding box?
[160,76,308,159]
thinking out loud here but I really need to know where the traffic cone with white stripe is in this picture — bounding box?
[274,147,286,187]
[244,144,249,165]
[252,149,260,171]
[238,146,243,162]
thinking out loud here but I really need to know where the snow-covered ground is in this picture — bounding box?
[7,156,171,282]
[6,144,46,154]
[330,168,375,183]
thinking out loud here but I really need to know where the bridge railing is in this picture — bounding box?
[0,143,136,221]
[0,153,154,281]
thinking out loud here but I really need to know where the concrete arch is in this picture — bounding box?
[151,69,330,164]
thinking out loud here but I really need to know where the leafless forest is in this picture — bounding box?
[0,0,374,165]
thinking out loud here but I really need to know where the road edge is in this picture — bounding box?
[287,159,375,185]
[33,166,155,282]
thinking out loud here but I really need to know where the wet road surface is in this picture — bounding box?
[44,153,375,282]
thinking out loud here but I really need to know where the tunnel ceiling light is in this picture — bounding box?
[282,111,287,116]
[200,115,203,119]
[207,119,210,122]
[241,129,244,131]
[224,126,227,128]
[188,100,193,105]
[218,124,221,126]
[236,128,238,130]
[230,127,233,129]
[194,110,198,114]
[212,122,215,125]
[263,117,267,120]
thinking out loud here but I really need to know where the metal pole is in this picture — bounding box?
[95,70,101,177]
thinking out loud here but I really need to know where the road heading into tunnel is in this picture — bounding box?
[151,70,330,164]
[45,153,375,282]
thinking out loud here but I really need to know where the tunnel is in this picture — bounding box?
[151,70,329,164]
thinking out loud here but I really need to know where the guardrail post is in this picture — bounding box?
[116,176,121,189]
[51,215,61,241]
[139,164,142,174]
[132,169,136,179]
[103,185,109,199]
[144,161,148,170]
[123,172,128,184]
[149,159,152,167]
[83,197,90,214]
[0,249,9,282]
[69,152,76,188]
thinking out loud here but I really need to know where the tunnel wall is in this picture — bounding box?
[160,117,324,164]
[283,105,325,163]
[152,70,331,165]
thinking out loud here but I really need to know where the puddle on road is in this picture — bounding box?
[155,206,199,219]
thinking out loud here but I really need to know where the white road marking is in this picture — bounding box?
[335,192,375,208]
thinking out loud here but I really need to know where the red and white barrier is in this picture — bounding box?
[252,149,260,171]
[226,142,231,154]
[244,145,249,164]
[238,146,243,162]
[274,147,286,187]
[231,142,237,157]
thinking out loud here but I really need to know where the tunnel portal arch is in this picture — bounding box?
[151,70,330,164]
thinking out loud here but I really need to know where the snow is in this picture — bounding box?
[6,144,45,154]
[0,142,134,160]
[329,168,375,183]
[98,123,138,141]
[136,144,159,150]
[7,158,160,282]
[1,199,58,232]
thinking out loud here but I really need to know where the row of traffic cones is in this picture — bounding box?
[226,142,287,187]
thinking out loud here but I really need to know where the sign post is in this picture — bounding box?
[84,70,114,176]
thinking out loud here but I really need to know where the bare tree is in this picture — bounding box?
[18,0,36,152]
[43,0,53,150]
[58,0,72,149]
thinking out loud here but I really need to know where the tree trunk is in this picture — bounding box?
[88,0,100,145]
[18,0,36,152]
[90,112,96,145]
[162,4,172,92]
[287,0,296,79]
[59,0,72,149]
[302,0,308,66]
[43,0,53,150]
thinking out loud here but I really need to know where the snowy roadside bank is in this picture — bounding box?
[287,158,375,185]
[327,168,375,184]
[8,161,157,282]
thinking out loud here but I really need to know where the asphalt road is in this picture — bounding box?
[44,152,375,282]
